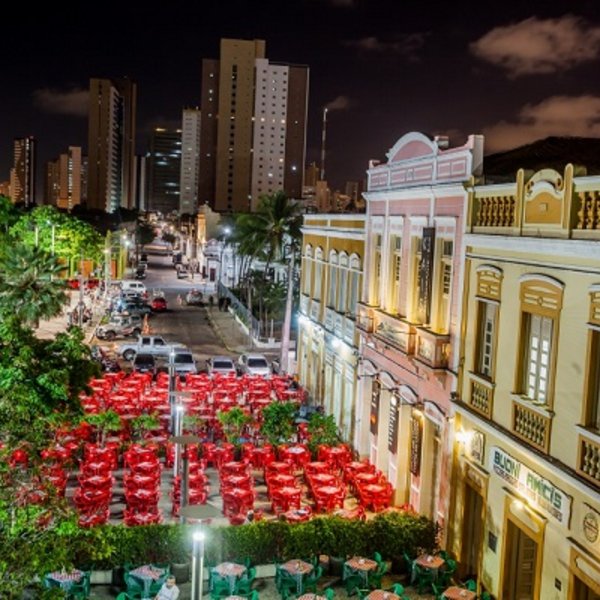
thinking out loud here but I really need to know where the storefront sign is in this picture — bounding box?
[388,394,399,452]
[468,431,485,465]
[416,227,435,324]
[583,508,599,544]
[370,381,380,435]
[410,415,422,475]
[490,446,571,525]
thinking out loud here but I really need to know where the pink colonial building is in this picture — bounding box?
[355,132,483,537]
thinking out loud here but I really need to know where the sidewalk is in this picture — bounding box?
[36,291,105,344]
[206,304,255,355]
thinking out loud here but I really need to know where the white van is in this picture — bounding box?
[120,281,147,296]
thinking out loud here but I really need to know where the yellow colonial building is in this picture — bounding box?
[449,164,600,599]
[297,214,365,441]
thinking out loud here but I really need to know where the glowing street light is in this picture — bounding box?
[191,530,206,600]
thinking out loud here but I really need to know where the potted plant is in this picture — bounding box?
[130,414,161,445]
[306,413,340,458]
[217,407,251,457]
[260,402,297,447]
[85,410,122,448]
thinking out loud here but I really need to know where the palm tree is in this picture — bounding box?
[235,191,303,371]
[0,244,68,328]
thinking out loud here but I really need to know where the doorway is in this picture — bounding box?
[461,483,484,579]
[573,576,600,600]
[502,519,539,599]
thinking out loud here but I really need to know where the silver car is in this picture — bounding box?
[171,347,197,375]
[206,356,237,377]
[238,353,271,377]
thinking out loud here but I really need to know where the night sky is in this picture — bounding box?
[2,0,600,195]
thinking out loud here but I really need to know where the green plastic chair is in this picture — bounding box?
[124,573,145,597]
[211,578,232,600]
[402,552,413,577]
[235,566,257,596]
[390,583,405,596]
[67,571,91,599]
[277,570,298,600]
[431,582,444,600]
[248,591,259,600]
[481,592,492,600]
[414,564,435,594]
[149,573,169,597]
[355,587,370,600]
[373,551,383,564]
[116,593,143,600]
[303,566,323,594]
[368,561,389,589]
[324,588,334,600]
[464,579,477,592]
[345,573,364,595]
[439,558,457,587]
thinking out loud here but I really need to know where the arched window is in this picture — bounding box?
[314,248,324,301]
[302,245,312,295]
[348,254,361,315]
[327,251,338,308]
[337,253,349,313]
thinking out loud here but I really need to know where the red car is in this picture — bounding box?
[151,297,168,312]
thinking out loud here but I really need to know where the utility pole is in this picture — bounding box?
[279,247,295,374]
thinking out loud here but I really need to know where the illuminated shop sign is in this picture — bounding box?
[490,446,571,525]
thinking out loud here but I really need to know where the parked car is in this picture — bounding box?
[171,347,197,375]
[151,297,168,312]
[206,356,237,377]
[120,281,147,297]
[134,267,146,280]
[177,266,189,279]
[132,353,156,376]
[119,335,178,361]
[238,353,271,377]
[95,315,142,340]
[185,290,203,306]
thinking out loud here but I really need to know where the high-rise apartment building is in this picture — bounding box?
[179,107,201,215]
[11,136,36,206]
[199,38,308,213]
[87,77,137,212]
[146,128,182,215]
[133,154,147,211]
[45,146,82,210]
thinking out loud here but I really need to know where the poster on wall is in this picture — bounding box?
[370,380,380,435]
[388,393,399,452]
[417,227,435,324]
[410,415,422,475]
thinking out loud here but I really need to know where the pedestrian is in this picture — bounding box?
[225,297,231,311]
[208,295,214,308]
[176,294,183,306]
[154,575,180,600]
[218,297,225,311]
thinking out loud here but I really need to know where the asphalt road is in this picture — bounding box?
[97,254,230,370]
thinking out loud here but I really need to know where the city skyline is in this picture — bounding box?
[2,0,599,199]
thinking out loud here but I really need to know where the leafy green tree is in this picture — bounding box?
[0,195,21,235]
[0,320,98,449]
[306,413,340,457]
[217,407,251,446]
[9,206,104,268]
[0,244,68,327]
[260,402,298,446]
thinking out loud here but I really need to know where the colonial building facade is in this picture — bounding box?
[298,215,365,442]
[449,165,600,599]
[355,132,484,538]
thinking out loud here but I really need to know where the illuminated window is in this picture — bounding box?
[475,301,498,378]
[327,252,338,308]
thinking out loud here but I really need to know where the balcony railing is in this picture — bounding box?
[300,294,309,315]
[413,327,450,369]
[474,196,517,227]
[512,401,551,453]
[468,374,494,418]
[356,304,374,333]
[310,299,321,322]
[578,432,600,485]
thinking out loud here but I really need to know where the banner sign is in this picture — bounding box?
[410,416,422,475]
[416,227,435,324]
[370,381,380,435]
[490,446,571,525]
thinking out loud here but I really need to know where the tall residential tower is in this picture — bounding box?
[199,38,308,213]
[87,77,137,212]
[179,107,201,215]
[11,136,36,206]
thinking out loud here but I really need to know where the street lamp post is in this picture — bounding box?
[279,245,296,375]
[191,530,205,600]
[218,227,231,298]
[173,404,184,477]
